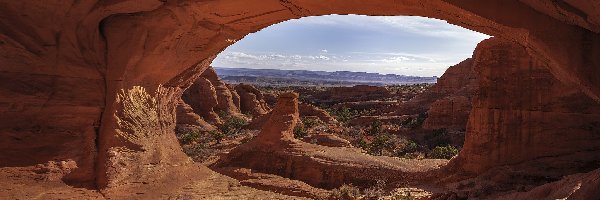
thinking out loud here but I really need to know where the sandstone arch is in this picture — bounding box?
[1,0,600,198]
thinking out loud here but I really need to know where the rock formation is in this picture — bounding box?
[180,66,245,126]
[175,100,216,132]
[201,67,242,117]
[252,92,299,145]
[452,38,600,174]
[393,58,477,132]
[312,85,392,105]
[421,96,472,131]
[182,77,221,124]
[499,168,600,199]
[235,84,271,116]
[2,0,600,198]
[298,103,338,124]
[214,92,446,188]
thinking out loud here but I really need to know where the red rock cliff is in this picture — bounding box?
[454,38,600,174]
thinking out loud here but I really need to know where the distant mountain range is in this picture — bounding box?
[214,67,438,86]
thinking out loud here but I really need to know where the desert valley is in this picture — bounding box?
[1,1,600,200]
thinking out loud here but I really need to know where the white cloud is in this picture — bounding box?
[288,15,490,42]
[321,49,328,53]
[212,51,464,76]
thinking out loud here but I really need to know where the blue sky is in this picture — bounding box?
[212,15,490,77]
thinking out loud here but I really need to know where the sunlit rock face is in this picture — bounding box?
[1,0,600,198]
[235,84,271,117]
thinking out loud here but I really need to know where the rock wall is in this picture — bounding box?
[420,59,478,131]
[1,0,600,198]
[394,58,476,120]
[454,38,600,174]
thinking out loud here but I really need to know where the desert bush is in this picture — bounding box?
[330,184,361,200]
[217,110,229,119]
[401,112,427,129]
[302,117,322,128]
[429,145,459,159]
[363,180,387,200]
[293,126,308,139]
[424,128,451,148]
[401,152,426,160]
[344,129,362,138]
[356,138,370,152]
[179,130,201,144]
[369,132,395,156]
[182,143,215,162]
[395,140,418,156]
[368,120,384,136]
[209,130,225,144]
[328,107,358,124]
[219,116,248,136]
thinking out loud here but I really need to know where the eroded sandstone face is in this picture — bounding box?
[454,38,600,174]
[1,0,600,198]
[394,58,477,132]
[394,59,476,117]
[235,84,271,116]
[197,67,242,117]
[182,77,221,124]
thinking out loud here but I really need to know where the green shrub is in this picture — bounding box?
[293,126,308,139]
[356,138,370,152]
[328,107,357,124]
[396,140,418,156]
[401,152,426,160]
[179,130,200,144]
[424,128,451,148]
[209,130,225,144]
[330,184,361,200]
[401,112,428,129]
[369,132,394,156]
[217,110,229,119]
[429,145,459,159]
[219,116,248,136]
[302,118,322,129]
[368,120,383,136]
[182,143,214,162]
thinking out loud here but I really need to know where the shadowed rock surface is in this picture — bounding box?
[1,0,600,198]
[452,38,600,174]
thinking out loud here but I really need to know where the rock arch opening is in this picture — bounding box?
[174,14,600,198]
[1,1,600,199]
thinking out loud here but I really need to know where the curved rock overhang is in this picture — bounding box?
[1,0,599,196]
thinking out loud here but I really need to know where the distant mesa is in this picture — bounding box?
[214,67,437,86]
